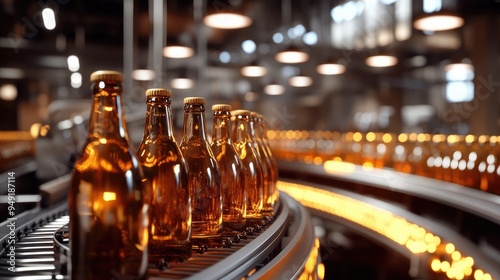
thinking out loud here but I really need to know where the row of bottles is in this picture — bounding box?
[69,71,278,279]
[268,130,500,196]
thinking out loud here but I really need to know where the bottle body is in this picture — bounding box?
[180,97,223,247]
[137,89,191,262]
[250,112,275,217]
[211,104,246,230]
[232,110,263,226]
[69,71,148,280]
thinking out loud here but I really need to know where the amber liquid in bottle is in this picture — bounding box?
[69,71,148,280]
[137,88,191,262]
[255,113,279,212]
[250,112,274,217]
[180,97,223,247]
[232,110,263,226]
[211,104,246,230]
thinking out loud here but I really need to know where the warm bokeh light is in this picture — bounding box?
[414,14,464,31]
[241,65,268,77]
[264,84,285,95]
[163,45,195,58]
[277,180,490,280]
[316,63,346,75]
[289,75,313,87]
[203,13,252,29]
[103,192,116,201]
[275,49,309,63]
[365,54,398,67]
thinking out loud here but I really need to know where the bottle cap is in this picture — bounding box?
[212,104,232,112]
[146,88,172,97]
[231,109,251,116]
[90,70,123,82]
[184,97,205,104]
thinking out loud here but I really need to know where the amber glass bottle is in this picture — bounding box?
[210,104,246,230]
[137,88,191,262]
[232,110,263,226]
[69,70,148,280]
[256,114,279,211]
[250,112,275,217]
[180,97,223,247]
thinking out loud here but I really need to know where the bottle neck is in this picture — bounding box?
[212,111,232,144]
[248,118,258,142]
[232,116,252,143]
[182,104,208,141]
[88,81,128,140]
[143,96,175,140]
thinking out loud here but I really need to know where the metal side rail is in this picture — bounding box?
[148,195,291,280]
[248,192,318,280]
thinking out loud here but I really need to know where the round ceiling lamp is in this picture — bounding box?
[264,84,285,95]
[171,78,194,89]
[275,46,309,64]
[316,61,346,75]
[241,65,267,77]
[163,45,194,58]
[132,69,156,81]
[203,13,252,29]
[365,54,398,68]
[413,13,464,32]
[289,75,313,87]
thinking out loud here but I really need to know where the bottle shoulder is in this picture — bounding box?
[73,139,142,175]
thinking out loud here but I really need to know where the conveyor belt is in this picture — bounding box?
[0,191,318,280]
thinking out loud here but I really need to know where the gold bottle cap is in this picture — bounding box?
[146,88,172,97]
[212,104,232,112]
[90,70,123,82]
[184,97,205,104]
[231,109,251,116]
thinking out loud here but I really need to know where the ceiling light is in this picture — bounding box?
[444,61,474,73]
[0,84,17,101]
[275,47,309,64]
[303,31,318,46]
[163,45,194,58]
[132,69,156,81]
[70,72,82,88]
[67,55,80,72]
[273,32,284,44]
[171,78,194,89]
[413,13,464,31]
[203,13,252,29]
[365,54,398,67]
[289,75,313,87]
[242,40,257,54]
[42,8,56,30]
[264,84,285,95]
[241,65,267,77]
[316,61,346,75]
[219,51,231,63]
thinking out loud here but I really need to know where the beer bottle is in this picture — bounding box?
[137,88,191,262]
[231,110,263,226]
[255,113,279,212]
[179,97,223,247]
[69,70,148,280]
[250,112,274,217]
[211,104,246,230]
